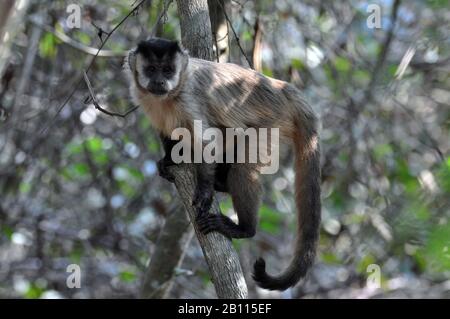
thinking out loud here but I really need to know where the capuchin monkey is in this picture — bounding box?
[125,38,321,291]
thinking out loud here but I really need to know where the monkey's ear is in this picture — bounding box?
[126,49,137,73]
[176,41,189,56]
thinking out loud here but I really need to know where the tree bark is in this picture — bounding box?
[0,0,30,77]
[251,16,262,72]
[172,0,248,299]
[170,163,248,298]
[208,0,230,62]
[140,203,194,298]
[177,0,214,60]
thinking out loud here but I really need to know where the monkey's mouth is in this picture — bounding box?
[148,88,168,96]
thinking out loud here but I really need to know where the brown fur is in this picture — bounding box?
[125,43,321,291]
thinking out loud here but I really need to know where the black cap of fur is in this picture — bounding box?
[136,38,182,59]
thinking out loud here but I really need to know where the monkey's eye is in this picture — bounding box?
[146,66,156,73]
[162,66,174,74]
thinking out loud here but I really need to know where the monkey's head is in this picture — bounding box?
[129,38,188,98]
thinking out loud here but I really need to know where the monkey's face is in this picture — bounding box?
[133,38,187,98]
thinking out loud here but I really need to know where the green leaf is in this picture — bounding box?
[387,64,398,77]
[334,56,351,73]
[259,205,282,234]
[39,32,58,58]
[291,58,305,71]
[437,156,450,193]
[424,223,450,272]
[323,64,334,83]
[24,283,44,299]
[330,190,345,211]
[356,254,376,274]
[93,152,109,165]
[63,163,90,180]
[2,225,14,240]
[199,270,211,285]
[126,166,144,182]
[119,270,136,283]
[321,252,341,265]
[262,67,273,78]
[75,31,91,45]
[148,140,160,153]
[242,30,252,42]
[19,182,31,194]
[67,142,83,155]
[373,143,393,161]
[109,42,126,53]
[354,69,370,85]
[73,163,89,176]
[69,246,83,264]
[413,250,427,272]
[427,0,449,9]
[395,159,419,194]
[118,181,136,198]
[86,137,103,152]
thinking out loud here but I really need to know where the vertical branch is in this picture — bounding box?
[0,0,30,77]
[365,0,401,101]
[251,16,262,72]
[170,164,248,298]
[175,0,248,299]
[208,0,230,62]
[177,0,214,60]
[13,20,42,118]
[141,204,194,298]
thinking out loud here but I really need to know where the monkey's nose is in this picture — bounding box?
[153,80,165,87]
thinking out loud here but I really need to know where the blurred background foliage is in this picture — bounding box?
[0,0,449,298]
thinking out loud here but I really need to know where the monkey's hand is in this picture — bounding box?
[157,157,176,183]
[192,188,214,220]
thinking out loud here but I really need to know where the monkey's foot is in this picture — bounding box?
[157,158,175,183]
[196,214,237,238]
[196,215,229,237]
[213,179,228,193]
[192,189,213,219]
[197,214,256,238]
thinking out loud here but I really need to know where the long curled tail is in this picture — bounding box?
[252,108,321,291]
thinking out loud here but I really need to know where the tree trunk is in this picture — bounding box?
[208,0,230,62]
[173,0,248,299]
[0,0,30,77]
[252,16,262,72]
[140,203,194,298]
[177,0,214,60]
[170,163,248,298]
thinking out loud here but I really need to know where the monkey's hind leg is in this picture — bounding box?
[157,135,180,183]
[157,157,176,183]
[197,164,262,239]
[192,163,216,220]
[213,162,230,192]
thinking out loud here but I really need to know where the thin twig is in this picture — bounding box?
[391,97,444,161]
[83,71,139,118]
[29,18,126,57]
[39,0,147,136]
[150,0,174,36]
[216,0,253,68]
[251,15,262,72]
[91,21,112,43]
[212,29,220,62]
[365,0,401,102]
